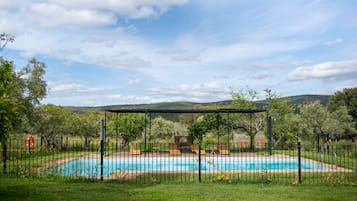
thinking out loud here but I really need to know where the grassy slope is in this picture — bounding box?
[66,95,330,113]
[1,177,356,201]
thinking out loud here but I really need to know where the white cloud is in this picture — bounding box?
[201,41,310,63]
[49,81,100,96]
[0,18,23,35]
[331,85,357,93]
[145,81,230,102]
[49,0,188,19]
[27,3,116,28]
[252,71,270,80]
[0,0,20,12]
[251,60,313,68]
[20,51,35,58]
[324,37,343,46]
[156,49,201,62]
[288,60,357,81]
[128,78,141,85]
[96,55,151,69]
[107,94,151,103]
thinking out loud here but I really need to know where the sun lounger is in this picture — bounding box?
[169,144,181,156]
[218,144,229,155]
[191,145,206,155]
[130,144,141,155]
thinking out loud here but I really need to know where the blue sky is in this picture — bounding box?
[1,0,357,106]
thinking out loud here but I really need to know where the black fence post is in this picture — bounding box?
[100,119,105,181]
[298,142,301,184]
[2,143,6,174]
[268,116,273,155]
[198,143,201,183]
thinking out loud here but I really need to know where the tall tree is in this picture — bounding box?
[299,101,331,152]
[16,58,47,133]
[328,88,357,126]
[107,114,146,148]
[0,58,47,138]
[323,106,356,141]
[263,89,295,147]
[33,104,69,148]
[188,119,208,143]
[150,117,175,143]
[230,87,265,150]
[1,34,47,141]
[202,113,226,144]
[0,59,18,142]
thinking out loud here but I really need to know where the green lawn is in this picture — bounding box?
[1,176,356,201]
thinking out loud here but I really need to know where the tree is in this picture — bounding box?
[0,32,14,51]
[0,57,47,140]
[328,88,357,126]
[323,106,356,141]
[107,114,146,148]
[230,87,265,150]
[263,89,295,147]
[0,59,18,142]
[299,101,328,146]
[16,58,47,131]
[299,101,356,149]
[202,113,226,144]
[188,120,208,143]
[75,111,102,147]
[150,117,175,143]
[1,34,47,141]
[33,104,69,148]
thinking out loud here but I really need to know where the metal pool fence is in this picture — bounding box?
[1,137,356,185]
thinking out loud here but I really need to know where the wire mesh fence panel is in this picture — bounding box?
[1,138,356,185]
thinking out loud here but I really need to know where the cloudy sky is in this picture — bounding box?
[1,0,357,106]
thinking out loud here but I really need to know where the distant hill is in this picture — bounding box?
[66,94,330,114]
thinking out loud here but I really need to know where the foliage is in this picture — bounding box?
[230,87,265,150]
[202,113,226,143]
[263,89,296,147]
[230,86,257,109]
[323,106,356,141]
[328,87,357,126]
[299,101,356,148]
[0,58,18,142]
[0,57,47,141]
[0,32,14,50]
[33,105,69,148]
[188,119,208,142]
[150,117,176,143]
[298,101,328,142]
[80,111,102,138]
[107,114,146,148]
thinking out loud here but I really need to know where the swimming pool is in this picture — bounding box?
[52,157,327,177]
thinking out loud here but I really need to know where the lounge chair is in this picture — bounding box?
[169,144,181,156]
[218,144,229,155]
[130,144,141,155]
[191,145,206,155]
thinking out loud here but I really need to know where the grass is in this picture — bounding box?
[0,176,356,201]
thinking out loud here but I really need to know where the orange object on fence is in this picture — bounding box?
[26,134,35,149]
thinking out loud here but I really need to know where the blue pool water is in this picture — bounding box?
[53,157,326,177]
